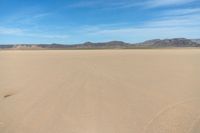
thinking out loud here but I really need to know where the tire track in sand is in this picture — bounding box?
[144,97,200,133]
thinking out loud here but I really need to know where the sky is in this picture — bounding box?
[0,0,200,44]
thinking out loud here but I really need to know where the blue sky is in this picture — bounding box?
[0,0,200,44]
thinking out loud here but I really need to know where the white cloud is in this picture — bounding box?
[1,9,51,26]
[145,16,200,27]
[81,13,200,33]
[25,33,69,39]
[81,26,200,42]
[66,0,145,10]
[0,26,69,39]
[66,0,198,10]
[0,27,24,35]
[145,0,196,8]
[14,13,51,25]
[75,9,200,42]
[162,8,200,16]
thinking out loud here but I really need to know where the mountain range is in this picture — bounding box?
[0,38,200,50]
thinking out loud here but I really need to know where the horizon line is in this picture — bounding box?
[0,37,198,45]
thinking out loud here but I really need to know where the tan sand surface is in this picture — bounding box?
[0,49,200,133]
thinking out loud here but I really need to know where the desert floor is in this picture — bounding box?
[0,49,200,133]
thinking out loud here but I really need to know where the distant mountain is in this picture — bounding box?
[191,39,200,44]
[138,39,161,45]
[138,38,200,47]
[12,44,43,50]
[0,45,13,49]
[73,41,130,48]
[0,41,130,50]
[0,38,199,50]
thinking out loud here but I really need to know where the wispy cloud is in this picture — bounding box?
[73,7,200,42]
[0,27,24,35]
[66,1,143,10]
[6,12,51,25]
[162,8,200,16]
[0,26,69,39]
[67,1,101,8]
[66,0,143,10]
[145,0,197,8]
[79,26,200,43]
[25,33,69,39]
[0,6,52,26]
[80,14,199,34]
[0,6,69,41]
[66,0,198,10]
[1,0,199,43]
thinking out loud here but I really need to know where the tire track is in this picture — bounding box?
[144,97,200,133]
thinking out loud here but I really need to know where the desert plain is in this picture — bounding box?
[0,49,200,133]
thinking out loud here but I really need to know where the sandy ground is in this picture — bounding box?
[0,49,200,133]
